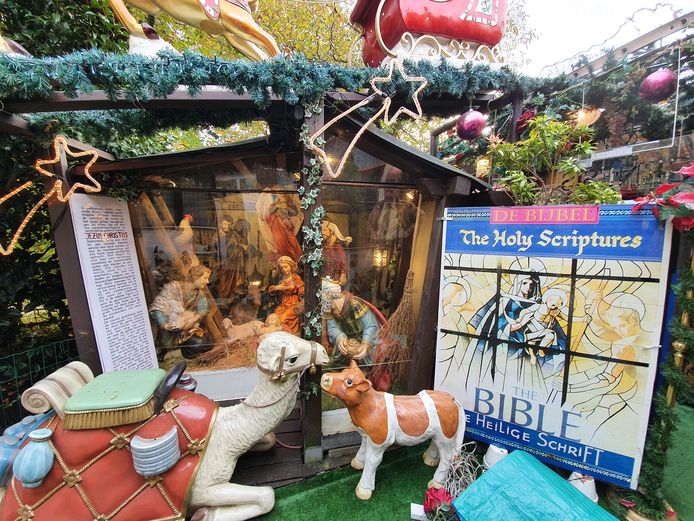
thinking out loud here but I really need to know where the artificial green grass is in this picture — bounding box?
[266,446,433,521]
[266,406,694,521]
[663,405,694,520]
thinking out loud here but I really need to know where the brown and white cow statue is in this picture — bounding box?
[320,361,465,500]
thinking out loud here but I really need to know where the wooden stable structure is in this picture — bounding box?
[0,87,519,484]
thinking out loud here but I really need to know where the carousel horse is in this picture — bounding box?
[0,332,328,521]
[108,0,280,59]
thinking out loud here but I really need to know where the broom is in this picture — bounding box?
[372,193,423,383]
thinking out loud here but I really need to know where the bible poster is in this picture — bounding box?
[434,205,672,489]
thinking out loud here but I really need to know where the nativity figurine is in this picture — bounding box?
[269,256,304,335]
[149,265,213,360]
[322,217,352,286]
[321,278,385,365]
[256,190,303,263]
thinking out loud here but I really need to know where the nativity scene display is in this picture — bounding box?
[129,167,418,397]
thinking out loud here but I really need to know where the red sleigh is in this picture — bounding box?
[350,0,507,67]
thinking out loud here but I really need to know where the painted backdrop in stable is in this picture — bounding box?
[434,205,672,489]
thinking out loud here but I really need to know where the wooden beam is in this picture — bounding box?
[2,88,285,114]
[508,91,524,143]
[301,100,324,463]
[0,113,115,160]
[71,142,275,175]
[408,195,447,393]
[570,12,694,78]
[64,138,115,161]
[0,113,34,137]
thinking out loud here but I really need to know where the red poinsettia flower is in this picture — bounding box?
[675,164,694,177]
[423,487,453,514]
[667,191,694,209]
[672,216,694,231]
[655,183,680,196]
[515,109,536,134]
[631,195,659,213]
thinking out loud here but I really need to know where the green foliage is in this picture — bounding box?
[491,115,595,179]
[0,0,126,56]
[0,136,71,355]
[299,121,325,338]
[490,115,595,204]
[437,133,490,172]
[498,170,538,204]
[567,180,621,204]
[257,0,355,64]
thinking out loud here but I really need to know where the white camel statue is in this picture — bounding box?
[1,332,328,521]
[189,332,327,520]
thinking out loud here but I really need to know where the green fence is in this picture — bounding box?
[0,339,80,430]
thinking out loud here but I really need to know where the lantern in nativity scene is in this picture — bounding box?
[350,0,507,67]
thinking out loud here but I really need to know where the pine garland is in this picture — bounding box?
[0,51,535,108]
[616,228,694,520]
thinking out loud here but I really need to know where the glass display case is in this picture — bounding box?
[126,137,420,404]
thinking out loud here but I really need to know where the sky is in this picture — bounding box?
[522,1,693,76]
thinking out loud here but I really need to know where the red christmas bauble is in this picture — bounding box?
[456,110,486,140]
[639,69,678,102]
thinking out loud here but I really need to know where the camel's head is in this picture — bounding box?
[256,332,329,380]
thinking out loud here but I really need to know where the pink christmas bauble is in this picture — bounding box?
[639,69,678,102]
[456,110,486,140]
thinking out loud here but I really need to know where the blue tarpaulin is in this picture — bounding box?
[452,451,618,521]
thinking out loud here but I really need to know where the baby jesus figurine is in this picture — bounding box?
[256,313,284,339]
[511,289,567,365]
[222,313,285,346]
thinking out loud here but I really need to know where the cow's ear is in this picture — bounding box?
[355,379,372,392]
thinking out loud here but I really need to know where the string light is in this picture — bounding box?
[0,136,101,256]
[308,59,427,179]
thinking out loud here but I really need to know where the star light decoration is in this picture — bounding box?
[0,136,101,256]
[307,59,428,179]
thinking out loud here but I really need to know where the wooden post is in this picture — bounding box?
[128,202,156,303]
[152,192,175,227]
[301,101,324,463]
[42,156,102,374]
[508,90,524,143]
[408,195,447,393]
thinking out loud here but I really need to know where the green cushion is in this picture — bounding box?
[65,369,166,412]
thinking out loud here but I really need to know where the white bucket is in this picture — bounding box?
[482,444,509,469]
[568,471,599,503]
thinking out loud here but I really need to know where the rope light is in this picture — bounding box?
[0,136,101,256]
[307,59,427,179]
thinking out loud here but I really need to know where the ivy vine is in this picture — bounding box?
[299,117,326,338]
